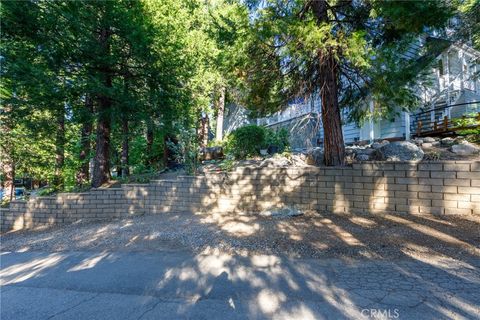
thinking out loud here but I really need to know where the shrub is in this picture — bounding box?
[224,125,290,159]
[167,127,200,175]
[452,113,480,137]
[274,128,290,152]
[225,125,267,159]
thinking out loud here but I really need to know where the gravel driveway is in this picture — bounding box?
[1,211,479,261]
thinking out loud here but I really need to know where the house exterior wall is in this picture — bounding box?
[223,104,253,136]
[222,43,478,145]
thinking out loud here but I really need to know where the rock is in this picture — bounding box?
[371,140,389,149]
[423,137,436,143]
[356,154,370,161]
[305,148,324,166]
[345,148,355,156]
[451,142,480,156]
[352,147,374,161]
[290,154,309,167]
[431,141,440,147]
[355,148,375,155]
[374,141,424,161]
[441,137,455,146]
[259,155,291,167]
[413,139,423,146]
[260,206,304,218]
[422,143,433,149]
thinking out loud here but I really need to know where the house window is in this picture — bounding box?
[438,59,444,76]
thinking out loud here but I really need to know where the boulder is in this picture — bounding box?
[374,141,424,161]
[353,148,375,161]
[260,206,304,218]
[413,139,423,146]
[441,137,455,146]
[423,137,436,143]
[451,142,480,156]
[371,140,389,150]
[305,148,324,166]
[421,143,433,149]
[259,155,291,168]
[356,154,370,161]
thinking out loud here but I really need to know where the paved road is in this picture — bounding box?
[1,250,479,320]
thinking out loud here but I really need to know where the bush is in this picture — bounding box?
[224,125,290,159]
[167,127,200,175]
[452,113,480,137]
[225,125,267,159]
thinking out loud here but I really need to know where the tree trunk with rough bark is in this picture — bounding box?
[198,113,209,148]
[311,0,345,166]
[92,94,112,187]
[318,50,345,166]
[1,104,15,202]
[2,159,15,202]
[92,26,112,188]
[215,86,225,142]
[53,105,65,189]
[76,95,93,186]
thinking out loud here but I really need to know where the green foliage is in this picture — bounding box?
[1,0,248,190]
[224,125,289,159]
[225,125,267,159]
[241,0,455,123]
[266,128,289,152]
[166,127,200,175]
[452,113,480,137]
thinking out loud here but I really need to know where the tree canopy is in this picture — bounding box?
[0,0,476,197]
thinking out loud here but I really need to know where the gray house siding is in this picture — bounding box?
[342,122,361,143]
[223,104,253,136]
[379,114,406,140]
[266,113,322,150]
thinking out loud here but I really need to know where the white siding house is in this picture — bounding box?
[224,40,480,149]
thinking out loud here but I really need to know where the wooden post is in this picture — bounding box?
[433,121,438,131]
[417,121,422,136]
[443,116,448,131]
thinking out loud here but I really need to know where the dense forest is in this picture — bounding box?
[0,0,478,200]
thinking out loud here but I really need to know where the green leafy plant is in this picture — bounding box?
[452,113,480,136]
[224,125,267,159]
[167,128,200,175]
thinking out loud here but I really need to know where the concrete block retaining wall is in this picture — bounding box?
[1,161,479,232]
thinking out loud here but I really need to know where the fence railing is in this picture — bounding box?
[411,101,480,137]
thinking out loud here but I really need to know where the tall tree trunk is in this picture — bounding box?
[76,95,93,186]
[215,86,225,142]
[318,50,345,166]
[121,117,129,178]
[146,119,154,167]
[2,158,15,202]
[311,0,345,166]
[198,113,209,148]
[92,26,112,188]
[92,94,112,187]
[1,104,15,202]
[53,105,65,189]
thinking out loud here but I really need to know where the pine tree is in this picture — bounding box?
[242,0,454,165]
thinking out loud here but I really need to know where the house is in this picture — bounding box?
[223,39,480,150]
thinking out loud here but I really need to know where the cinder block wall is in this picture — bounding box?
[1,161,479,232]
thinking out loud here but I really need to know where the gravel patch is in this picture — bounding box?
[1,211,479,260]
